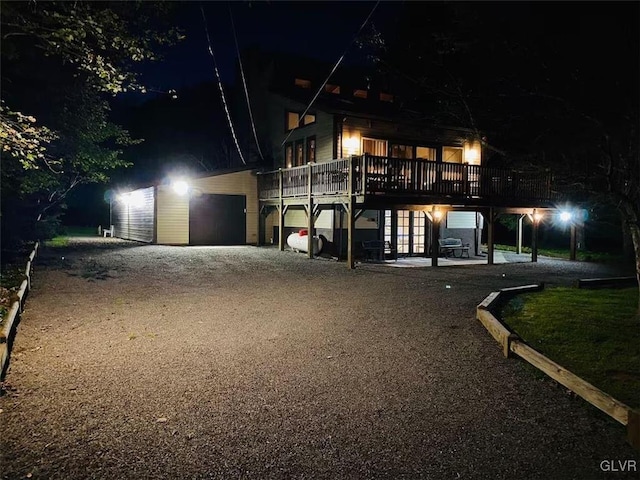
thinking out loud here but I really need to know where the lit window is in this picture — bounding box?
[416,146,436,161]
[295,78,311,88]
[286,112,300,131]
[443,146,463,163]
[325,84,341,94]
[286,111,315,131]
[285,143,293,168]
[295,140,304,166]
[391,144,413,159]
[307,136,316,163]
[353,89,368,99]
[380,92,394,102]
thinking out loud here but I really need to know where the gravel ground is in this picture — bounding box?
[1,237,638,480]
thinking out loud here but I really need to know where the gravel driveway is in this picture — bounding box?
[1,238,638,479]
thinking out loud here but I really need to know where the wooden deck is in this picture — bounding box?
[258,154,554,208]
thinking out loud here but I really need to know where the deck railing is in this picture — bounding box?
[258,155,553,203]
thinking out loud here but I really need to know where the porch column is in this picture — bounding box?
[278,169,285,251]
[531,209,539,263]
[516,214,525,254]
[487,208,495,265]
[347,157,356,269]
[307,163,314,259]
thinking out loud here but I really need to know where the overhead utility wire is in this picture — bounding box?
[281,0,381,148]
[229,3,264,161]
[200,4,247,165]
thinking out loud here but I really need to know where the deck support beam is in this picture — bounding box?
[278,169,285,251]
[257,205,267,247]
[531,209,539,262]
[516,214,525,254]
[347,157,356,269]
[570,223,577,261]
[430,207,442,267]
[307,163,314,259]
[486,208,496,265]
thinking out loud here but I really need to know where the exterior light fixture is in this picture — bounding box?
[559,211,572,222]
[433,209,444,221]
[343,136,360,156]
[171,179,189,196]
[533,212,544,222]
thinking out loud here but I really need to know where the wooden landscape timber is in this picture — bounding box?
[476,283,640,450]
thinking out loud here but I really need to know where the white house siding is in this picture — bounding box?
[284,209,332,229]
[190,169,258,244]
[112,186,155,243]
[156,186,189,245]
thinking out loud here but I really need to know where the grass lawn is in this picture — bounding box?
[47,226,98,247]
[502,287,640,409]
[491,244,624,263]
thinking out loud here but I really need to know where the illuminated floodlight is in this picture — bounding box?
[559,211,572,222]
[533,212,544,222]
[117,193,131,205]
[433,209,444,220]
[171,179,189,196]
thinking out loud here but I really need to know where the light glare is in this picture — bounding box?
[172,180,189,196]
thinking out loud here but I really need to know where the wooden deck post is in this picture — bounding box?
[531,209,539,263]
[391,208,398,260]
[347,157,356,269]
[570,223,577,261]
[278,169,285,251]
[257,206,265,247]
[430,208,441,267]
[307,163,314,259]
[516,214,525,254]
[487,208,495,265]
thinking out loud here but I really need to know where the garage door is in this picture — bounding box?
[189,194,246,245]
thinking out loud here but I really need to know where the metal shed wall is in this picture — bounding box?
[156,185,189,245]
[112,186,155,243]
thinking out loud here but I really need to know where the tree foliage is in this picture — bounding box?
[1,1,182,246]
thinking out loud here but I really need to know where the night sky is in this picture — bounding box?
[133,1,400,94]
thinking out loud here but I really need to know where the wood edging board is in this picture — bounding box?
[577,277,637,289]
[476,285,640,450]
[0,242,39,380]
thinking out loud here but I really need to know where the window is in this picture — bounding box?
[362,138,387,156]
[391,144,413,159]
[295,140,304,166]
[325,84,340,94]
[443,146,463,163]
[286,112,300,131]
[416,146,436,161]
[285,143,293,168]
[306,136,316,164]
[286,111,316,131]
[379,92,394,103]
[353,89,368,99]
[397,210,410,254]
[295,78,311,88]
